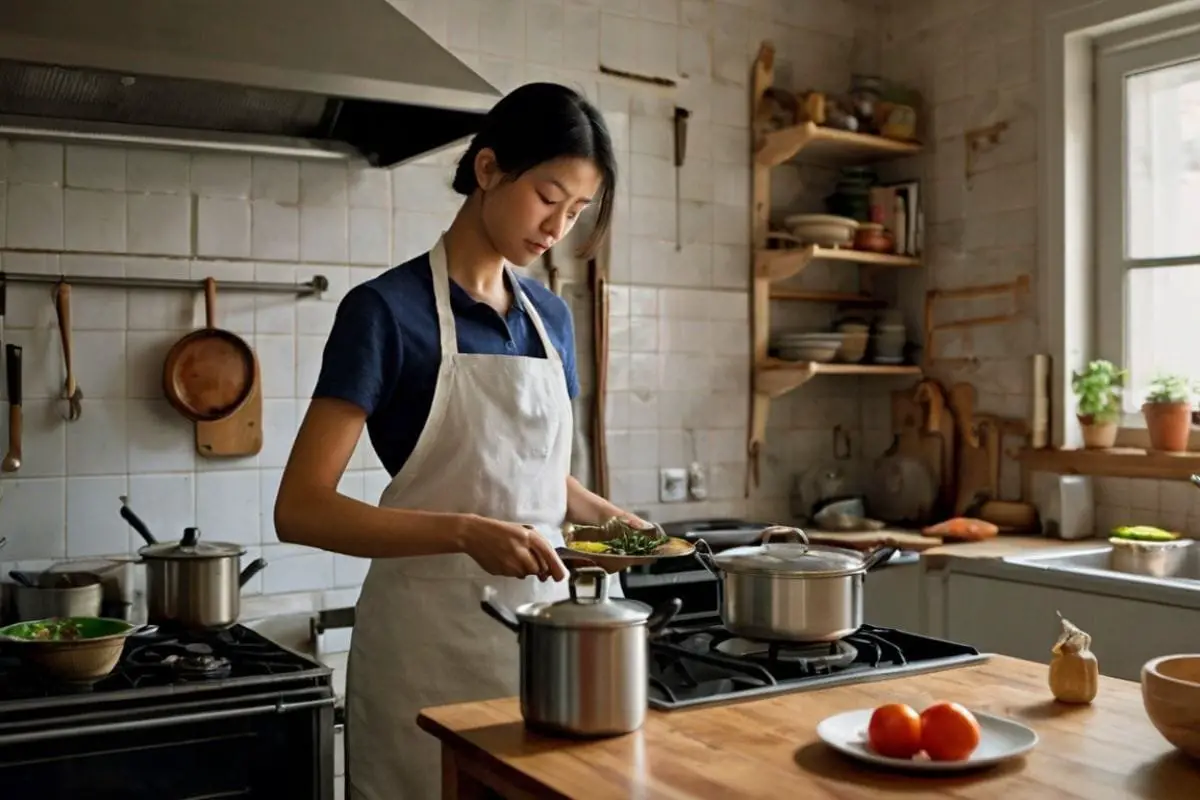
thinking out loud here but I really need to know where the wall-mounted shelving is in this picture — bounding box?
[745,41,925,495]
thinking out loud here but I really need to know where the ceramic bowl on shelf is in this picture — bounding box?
[1142,654,1200,759]
[782,214,859,248]
[835,331,869,363]
[773,331,843,363]
[853,222,894,253]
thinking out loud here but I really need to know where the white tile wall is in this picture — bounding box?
[0,0,892,611]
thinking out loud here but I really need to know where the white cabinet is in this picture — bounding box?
[864,562,924,634]
[944,573,1200,681]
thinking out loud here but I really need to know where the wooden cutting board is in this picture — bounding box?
[196,358,263,458]
[948,382,998,514]
[913,380,956,516]
[805,530,943,551]
[889,387,947,516]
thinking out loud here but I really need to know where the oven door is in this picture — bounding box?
[0,687,336,800]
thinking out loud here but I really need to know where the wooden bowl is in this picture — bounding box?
[1142,654,1200,759]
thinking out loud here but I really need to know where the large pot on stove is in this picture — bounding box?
[121,502,267,630]
[481,566,681,737]
[698,526,895,642]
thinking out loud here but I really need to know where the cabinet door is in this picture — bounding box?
[945,574,1200,681]
[864,563,923,634]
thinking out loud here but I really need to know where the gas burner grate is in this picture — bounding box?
[646,621,987,710]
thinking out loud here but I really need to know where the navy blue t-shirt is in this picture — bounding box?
[312,252,580,477]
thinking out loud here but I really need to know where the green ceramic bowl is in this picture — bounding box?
[0,616,139,642]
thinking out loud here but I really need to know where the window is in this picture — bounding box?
[1096,27,1200,419]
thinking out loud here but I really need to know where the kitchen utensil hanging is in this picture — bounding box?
[589,257,609,497]
[54,281,83,421]
[673,106,690,251]
[162,277,256,422]
[2,343,22,473]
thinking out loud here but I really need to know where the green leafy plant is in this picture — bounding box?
[1144,373,1196,405]
[1071,360,1127,423]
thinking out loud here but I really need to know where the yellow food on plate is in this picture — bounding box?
[566,541,612,554]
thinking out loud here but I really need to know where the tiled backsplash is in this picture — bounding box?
[0,0,889,614]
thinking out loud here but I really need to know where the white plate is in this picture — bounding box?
[815,707,1038,773]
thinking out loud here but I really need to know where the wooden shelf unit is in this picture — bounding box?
[1017,447,1200,481]
[756,120,923,168]
[756,360,922,398]
[746,41,925,495]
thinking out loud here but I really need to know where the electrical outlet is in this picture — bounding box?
[659,468,687,503]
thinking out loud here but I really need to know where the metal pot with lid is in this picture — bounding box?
[121,501,267,630]
[481,566,681,737]
[699,526,895,642]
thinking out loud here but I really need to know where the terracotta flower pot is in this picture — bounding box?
[1077,415,1118,449]
[1142,402,1192,453]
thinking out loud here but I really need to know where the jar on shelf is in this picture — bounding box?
[849,75,883,134]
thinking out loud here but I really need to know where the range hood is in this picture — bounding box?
[0,0,502,167]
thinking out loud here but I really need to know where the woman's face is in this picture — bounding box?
[475,151,603,266]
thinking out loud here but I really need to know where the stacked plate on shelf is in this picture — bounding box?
[771,331,844,362]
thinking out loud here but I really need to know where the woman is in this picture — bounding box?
[275,82,647,800]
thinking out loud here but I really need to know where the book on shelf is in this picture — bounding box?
[868,181,922,257]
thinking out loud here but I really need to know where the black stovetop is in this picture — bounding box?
[0,623,330,713]
[648,621,989,710]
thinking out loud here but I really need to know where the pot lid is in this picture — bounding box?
[712,527,868,577]
[138,527,246,559]
[516,570,652,628]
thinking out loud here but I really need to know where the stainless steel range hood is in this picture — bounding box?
[0,0,501,167]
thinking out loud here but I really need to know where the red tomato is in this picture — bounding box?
[919,701,982,761]
[867,703,923,759]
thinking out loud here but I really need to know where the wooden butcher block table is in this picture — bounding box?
[418,655,1197,799]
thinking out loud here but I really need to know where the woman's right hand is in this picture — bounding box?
[459,515,568,582]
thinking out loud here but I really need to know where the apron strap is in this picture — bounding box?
[507,267,561,364]
[428,236,459,357]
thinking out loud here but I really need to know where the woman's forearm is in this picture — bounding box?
[275,485,469,559]
[565,475,634,526]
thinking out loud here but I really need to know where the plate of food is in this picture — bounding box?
[559,517,695,572]
[816,701,1038,773]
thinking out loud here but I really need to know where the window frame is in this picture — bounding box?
[1095,21,1200,431]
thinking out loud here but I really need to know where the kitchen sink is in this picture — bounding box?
[1005,544,1200,586]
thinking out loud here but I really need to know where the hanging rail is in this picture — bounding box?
[0,271,328,297]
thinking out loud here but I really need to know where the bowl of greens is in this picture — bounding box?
[0,617,147,681]
[560,518,695,572]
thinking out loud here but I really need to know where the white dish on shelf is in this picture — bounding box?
[782,214,859,247]
[815,707,1038,773]
[777,345,839,363]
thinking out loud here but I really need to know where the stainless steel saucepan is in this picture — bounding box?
[481,566,680,738]
[120,500,267,630]
[698,526,896,642]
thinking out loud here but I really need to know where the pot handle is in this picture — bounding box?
[861,545,898,572]
[646,597,682,635]
[693,538,718,575]
[568,566,610,603]
[119,497,157,546]
[479,586,520,633]
[238,558,268,587]
[758,525,808,546]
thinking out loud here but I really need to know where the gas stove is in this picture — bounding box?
[0,624,328,704]
[0,624,335,800]
[648,620,988,710]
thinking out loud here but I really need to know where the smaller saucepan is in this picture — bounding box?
[481,566,681,738]
[9,570,104,621]
[697,526,896,643]
[120,500,267,630]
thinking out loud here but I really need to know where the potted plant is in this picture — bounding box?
[1071,360,1126,449]
[1142,374,1195,453]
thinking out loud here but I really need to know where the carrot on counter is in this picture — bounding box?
[921,517,1000,541]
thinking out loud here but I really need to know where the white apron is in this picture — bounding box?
[345,236,586,800]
